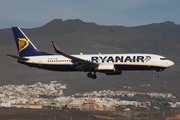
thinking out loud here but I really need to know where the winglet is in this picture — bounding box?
[52,41,62,54]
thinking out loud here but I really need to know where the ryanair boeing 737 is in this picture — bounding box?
[7,27,174,79]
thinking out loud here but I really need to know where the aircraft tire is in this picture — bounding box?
[92,74,97,79]
[87,73,92,78]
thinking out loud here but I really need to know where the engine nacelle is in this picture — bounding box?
[97,64,122,75]
[97,64,115,72]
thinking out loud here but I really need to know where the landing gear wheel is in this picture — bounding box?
[91,74,97,79]
[87,72,97,79]
[155,73,159,77]
[87,73,92,78]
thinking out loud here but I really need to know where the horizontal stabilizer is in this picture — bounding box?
[6,54,29,61]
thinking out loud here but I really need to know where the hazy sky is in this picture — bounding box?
[1,0,180,29]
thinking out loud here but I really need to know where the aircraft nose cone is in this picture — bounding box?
[168,60,174,67]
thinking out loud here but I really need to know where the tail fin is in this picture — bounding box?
[12,27,50,57]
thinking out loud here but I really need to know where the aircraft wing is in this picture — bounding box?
[52,41,99,70]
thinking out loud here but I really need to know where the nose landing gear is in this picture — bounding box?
[155,73,159,77]
[155,69,164,77]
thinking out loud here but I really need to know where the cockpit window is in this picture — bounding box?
[160,58,168,60]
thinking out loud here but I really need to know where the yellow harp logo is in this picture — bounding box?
[18,38,29,52]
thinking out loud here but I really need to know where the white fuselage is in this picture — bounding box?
[20,53,174,72]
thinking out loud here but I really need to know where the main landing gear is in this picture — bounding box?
[87,72,97,79]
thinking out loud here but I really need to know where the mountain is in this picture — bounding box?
[0,19,180,96]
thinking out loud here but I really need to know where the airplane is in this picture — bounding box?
[6,27,174,79]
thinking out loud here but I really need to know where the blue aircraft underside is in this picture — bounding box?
[115,65,165,71]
